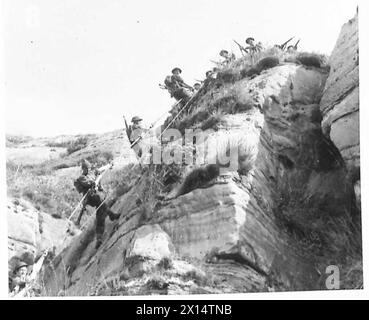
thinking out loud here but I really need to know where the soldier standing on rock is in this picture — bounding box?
[127,116,146,144]
[74,159,120,249]
[245,37,263,54]
[126,116,150,158]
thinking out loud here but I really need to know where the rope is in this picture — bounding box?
[94,195,109,214]
[67,191,89,222]
[14,164,22,181]
[159,94,197,140]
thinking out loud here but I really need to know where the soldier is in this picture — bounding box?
[205,70,214,78]
[245,37,263,54]
[164,67,193,103]
[287,45,296,53]
[246,37,255,46]
[275,37,294,51]
[127,116,146,144]
[126,116,149,158]
[74,159,120,249]
[219,50,236,65]
[10,250,48,297]
[10,261,30,295]
[193,83,201,92]
[205,69,218,80]
[287,39,300,52]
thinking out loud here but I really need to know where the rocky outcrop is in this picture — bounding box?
[7,198,77,274]
[40,14,362,295]
[320,13,359,184]
[43,61,360,295]
[8,199,40,267]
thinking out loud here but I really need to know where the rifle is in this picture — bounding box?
[210,59,223,67]
[279,37,294,50]
[123,115,132,142]
[293,39,300,50]
[233,39,247,55]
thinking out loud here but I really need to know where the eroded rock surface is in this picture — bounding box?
[320,13,359,182]
[43,62,355,295]
[7,198,76,274]
[41,14,361,295]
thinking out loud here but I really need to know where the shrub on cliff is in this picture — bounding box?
[241,56,280,78]
[216,68,241,83]
[296,53,322,68]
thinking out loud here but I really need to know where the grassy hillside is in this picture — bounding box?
[6,129,132,220]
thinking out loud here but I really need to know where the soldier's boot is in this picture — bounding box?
[108,210,120,221]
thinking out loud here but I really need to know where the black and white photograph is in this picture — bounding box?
[0,0,364,299]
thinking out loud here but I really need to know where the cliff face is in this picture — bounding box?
[320,13,359,193]
[7,198,77,274]
[43,63,359,295]
[41,15,361,296]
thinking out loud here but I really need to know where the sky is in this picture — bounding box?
[2,0,360,137]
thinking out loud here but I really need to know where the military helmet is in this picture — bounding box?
[171,67,182,74]
[14,261,28,273]
[246,37,255,44]
[81,159,92,170]
[219,50,229,55]
[131,116,143,123]
[205,70,213,77]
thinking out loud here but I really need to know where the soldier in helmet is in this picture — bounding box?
[287,45,296,53]
[205,70,213,78]
[128,116,145,143]
[245,37,263,54]
[10,250,48,296]
[74,159,120,249]
[11,261,30,294]
[287,39,300,53]
[219,50,236,65]
[205,69,218,80]
[193,83,201,92]
[246,37,255,47]
[126,116,149,158]
[164,67,193,103]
